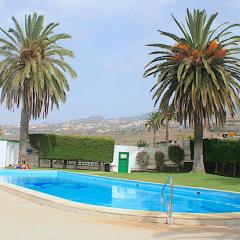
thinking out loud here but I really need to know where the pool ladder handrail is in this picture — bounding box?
[161,176,173,224]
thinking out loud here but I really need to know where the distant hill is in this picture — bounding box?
[2,112,240,145]
[129,113,150,120]
[59,113,151,124]
[68,116,107,123]
[1,113,150,137]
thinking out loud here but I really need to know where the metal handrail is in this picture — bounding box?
[160,176,173,224]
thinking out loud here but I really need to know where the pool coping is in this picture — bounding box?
[0,171,240,226]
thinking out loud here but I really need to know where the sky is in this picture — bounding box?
[0,0,240,124]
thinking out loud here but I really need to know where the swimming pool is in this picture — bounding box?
[0,170,239,213]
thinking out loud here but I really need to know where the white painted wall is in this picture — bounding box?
[5,141,19,166]
[111,145,158,173]
[111,145,139,173]
[111,142,191,173]
[0,140,19,168]
[0,141,7,168]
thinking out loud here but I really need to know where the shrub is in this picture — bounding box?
[29,134,115,162]
[168,145,184,172]
[190,139,240,163]
[137,139,149,147]
[136,151,150,170]
[155,151,165,171]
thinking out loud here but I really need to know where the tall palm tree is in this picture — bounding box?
[144,9,240,172]
[145,112,161,147]
[0,13,76,162]
[160,106,176,144]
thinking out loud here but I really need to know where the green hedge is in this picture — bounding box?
[190,139,240,163]
[168,145,184,163]
[29,134,115,162]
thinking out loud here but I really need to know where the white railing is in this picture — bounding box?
[161,176,173,224]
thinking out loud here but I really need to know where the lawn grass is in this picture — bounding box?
[34,168,240,192]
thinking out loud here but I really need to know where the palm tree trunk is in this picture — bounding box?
[166,120,169,145]
[19,107,29,162]
[203,121,208,138]
[153,128,156,148]
[192,120,205,173]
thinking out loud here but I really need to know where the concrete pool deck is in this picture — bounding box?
[0,180,239,226]
[0,189,239,240]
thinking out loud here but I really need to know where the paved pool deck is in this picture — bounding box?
[0,189,239,240]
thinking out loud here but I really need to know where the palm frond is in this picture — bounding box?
[144,9,240,126]
[0,13,77,119]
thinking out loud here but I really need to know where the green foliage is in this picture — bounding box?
[29,134,115,162]
[155,151,165,171]
[144,9,240,127]
[137,139,149,147]
[177,134,193,141]
[190,139,240,163]
[136,151,150,169]
[145,111,162,147]
[0,13,76,119]
[160,105,176,124]
[168,145,184,169]
[145,112,161,131]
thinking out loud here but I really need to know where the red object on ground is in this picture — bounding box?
[25,164,30,170]
[20,164,24,169]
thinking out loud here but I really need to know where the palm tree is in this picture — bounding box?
[0,13,76,162]
[160,106,176,144]
[145,112,161,147]
[144,9,240,173]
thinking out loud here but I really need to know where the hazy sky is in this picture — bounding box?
[0,0,240,124]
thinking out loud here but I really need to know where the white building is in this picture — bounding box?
[111,145,157,173]
[111,145,139,173]
[111,142,191,173]
[0,139,19,168]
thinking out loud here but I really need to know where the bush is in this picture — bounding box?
[29,134,115,162]
[168,145,184,172]
[190,139,240,163]
[137,139,149,147]
[155,151,165,171]
[136,151,150,170]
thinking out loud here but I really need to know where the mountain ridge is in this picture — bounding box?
[43,113,151,125]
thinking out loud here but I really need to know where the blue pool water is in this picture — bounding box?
[0,170,239,213]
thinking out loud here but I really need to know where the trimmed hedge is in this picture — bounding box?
[29,134,115,162]
[168,145,184,163]
[190,139,240,163]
